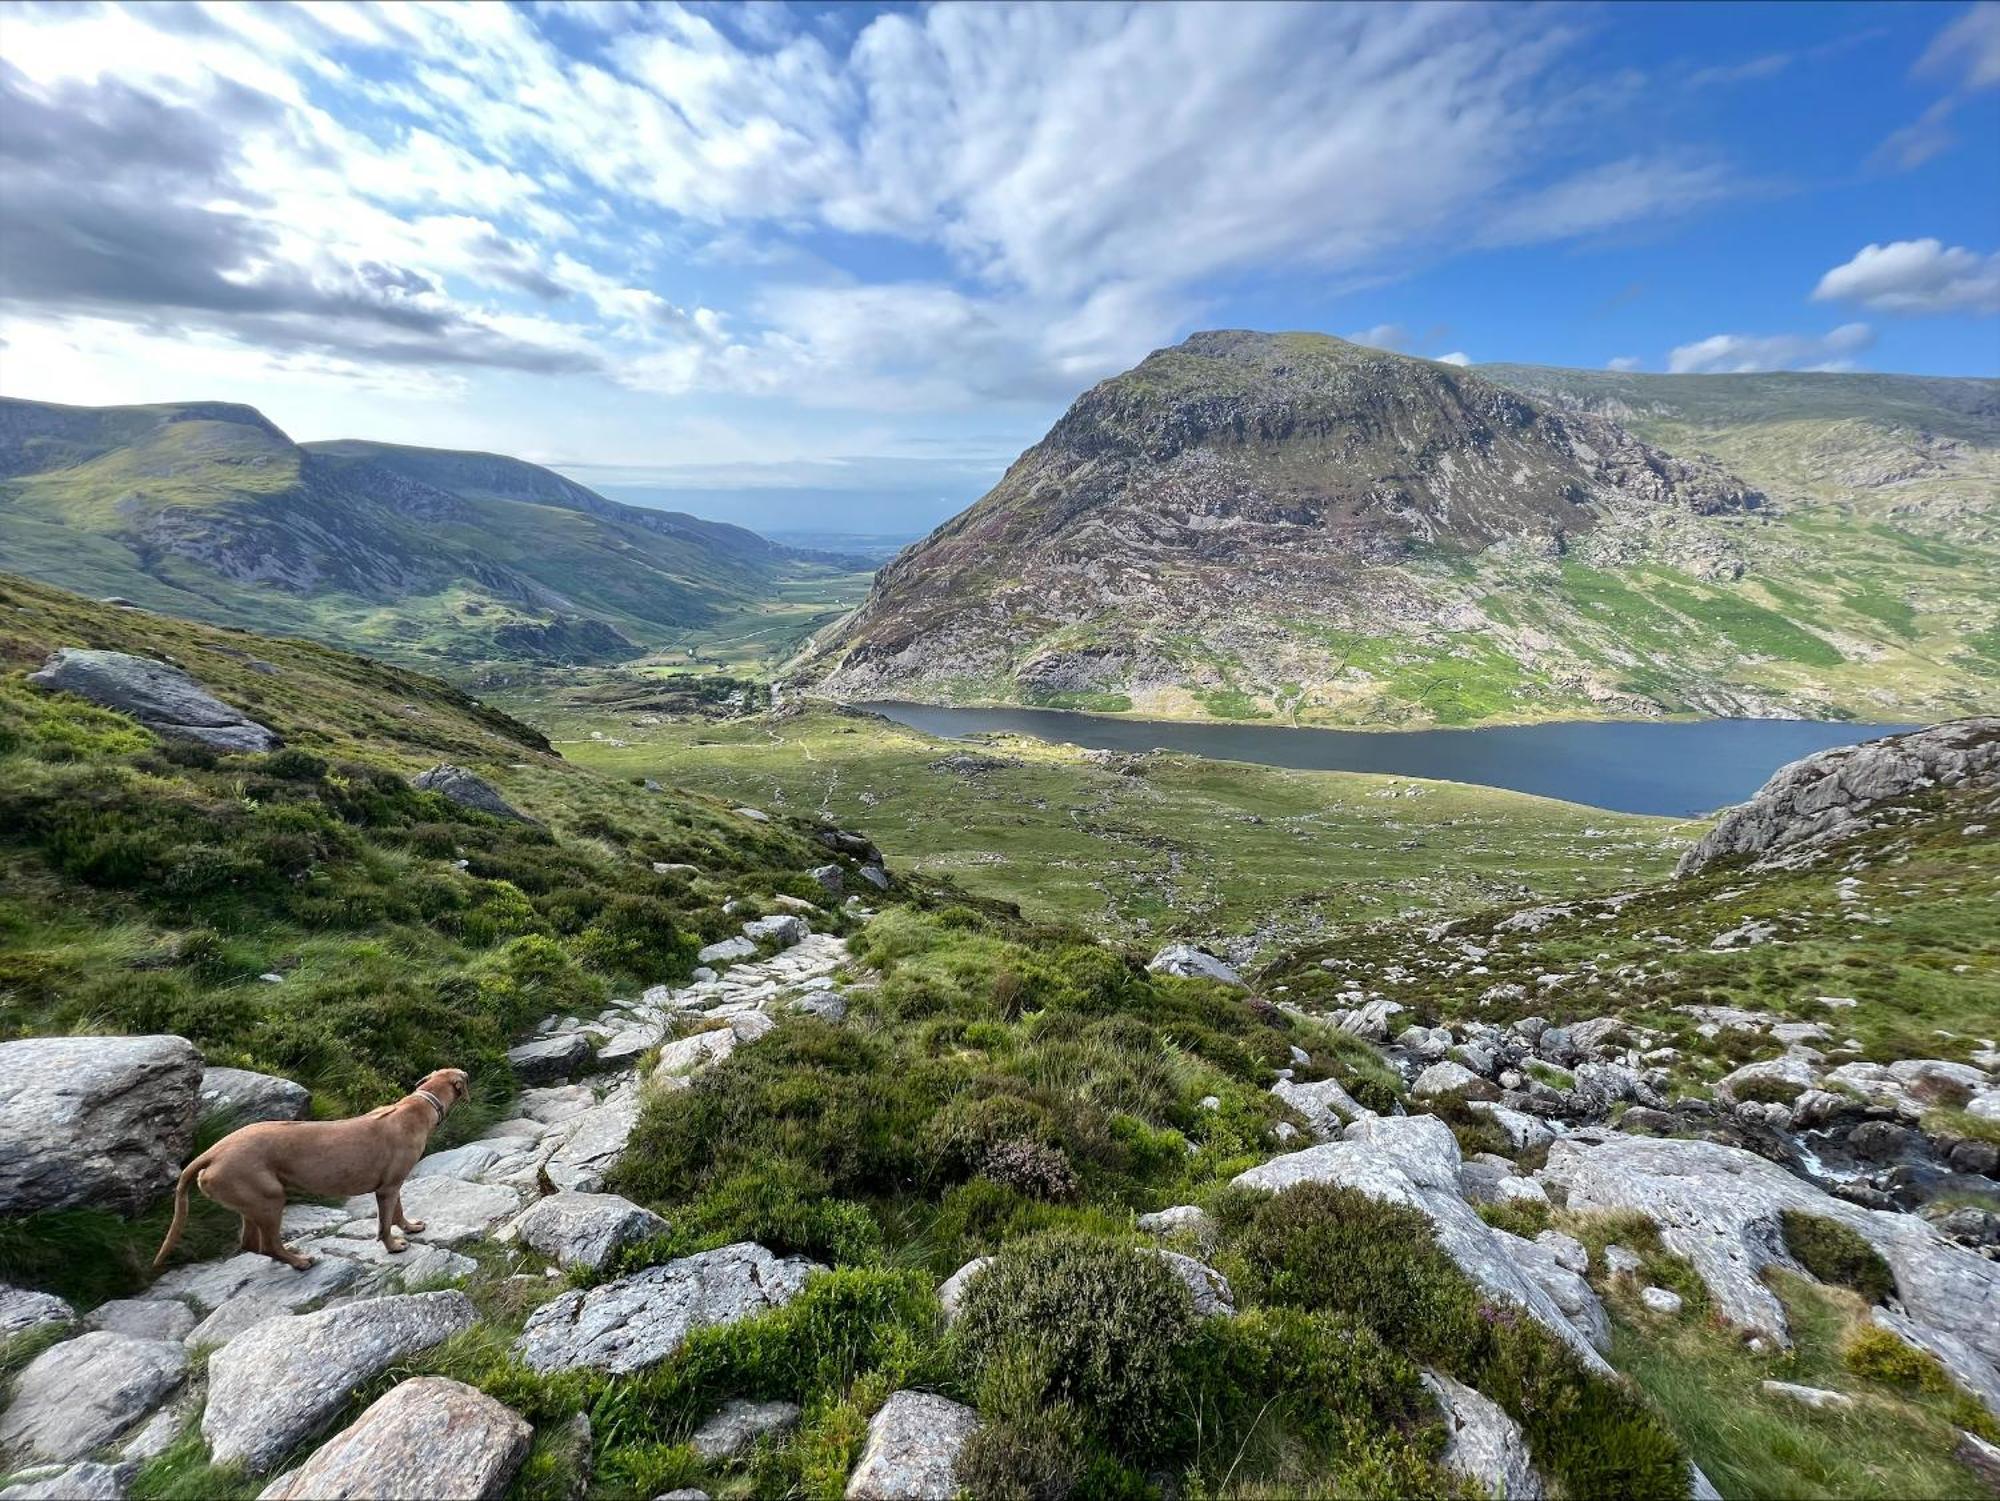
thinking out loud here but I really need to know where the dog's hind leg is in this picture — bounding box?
[376,1190,409,1254]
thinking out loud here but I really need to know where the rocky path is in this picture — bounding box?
[0,926,859,1501]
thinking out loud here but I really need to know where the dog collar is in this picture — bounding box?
[414,1087,448,1120]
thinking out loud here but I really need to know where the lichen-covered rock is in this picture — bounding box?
[28,649,280,751]
[1543,1131,2000,1370]
[0,1285,72,1341]
[197,1067,310,1125]
[509,1192,667,1272]
[690,1399,801,1461]
[1146,944,1245,988]
[1271,1077,1369,1139]
[1677,718,2000,876]
[844,1391,981,1500]
[697,937,758,965]
[515,1243,822,1375]
[202,1291,478,1473]
[1412,1060,1497,1101]
[256,1378,530,1501]
[0,1332,186,1463]
[1146,1250,1235,1316]
[743,915,808,947]
[411,764,531,822]
[0,1035,202,1215]
[1423,1371,1543,1500]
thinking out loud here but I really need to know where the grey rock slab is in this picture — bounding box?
[690,1399,801,1462]
[307,1237,478,1287]
[1233,1115,1609,1371]
[410,764,531,822]
[506,1033,594,1084]
[0,1285,72,1340]
[516,1084,599,1125]
[1534,1230,1589,1275]
[1413,1061,1496,1101]
[0,1462,139,1501]
[407,1140,531,1183]
[1423,1371,1543,1501]
[509,1192,667,1272]
[596,1023,665,1070]
[844,1391,981,1501]
[743,915,808,947]
[1147,1250,1234,1316]
[653,1030,738,1080]
[0,1332,186,1463]
[1641,1286,1685,1315]
[542,1090,643,1194]
[1145,944,1245,988]
[1543,1131,2000,1364]
[1761,1380,1853,1411]
[1136,1205,1214,1243]
[256,1377,531,1501]
[1271,1077,1369,1140]
[0,1034,202,1215]
[1871,1307,2000,1420]
[697,937,758,965]
[1714,1056,1817,1105]
[337,1176,520,1245]
[150,1247,365,1318]
[1468,1101,1555,1151]
[86,1299,194,1343]
[202,1290,477,1474]
[515,1243,822,1375]
[1492,1232,1611,1352]
[29,649,279,751]
[198,1067,309,1125]
[1678,718,2000,876]
[936,1258,992,1324]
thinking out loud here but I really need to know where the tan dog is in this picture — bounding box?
[153,1068,470,1271]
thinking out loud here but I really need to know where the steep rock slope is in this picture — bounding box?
[806,333,1999,726]
[0,399,818,668]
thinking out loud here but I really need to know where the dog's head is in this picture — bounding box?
[416,1067,471,1108]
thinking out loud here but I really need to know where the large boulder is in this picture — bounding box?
[1146,944,1246,988]
[198,1067,309,1125]
[0,1035,202,1215]
[1232,1115,1609,1371]
[28,649,280,752]
[508,1192,667,1272]
[256,1377,531,1501]
[1271,1077,1370,1139]
[1542,1132,2000,1370]
[410,764,531,822]
[202,1291,478,1474]
[514,1243,823,1375]
[844,1391,981,1500]
[0,1331,186,1463]
[506,1033,594,1085]
[1677,718,2000,877]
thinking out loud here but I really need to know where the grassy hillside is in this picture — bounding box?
[532,698,1691,953]
[0,399,863,674]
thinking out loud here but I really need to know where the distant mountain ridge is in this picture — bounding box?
[801,331,2000,726]
[0,397,851,668]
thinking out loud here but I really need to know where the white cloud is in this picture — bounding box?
[1606,355,1643,372]
[1345,324,1410,351]
[1666,324,1875,374]
[1478,156,1735,246]
[1435,351,1472,366]
[1916,1,2000,89]
[1812,239,2000,315]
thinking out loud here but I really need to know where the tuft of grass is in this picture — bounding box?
[1781,1211,1896,1304]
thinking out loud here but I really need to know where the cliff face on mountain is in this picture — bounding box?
[802,332,1998,727]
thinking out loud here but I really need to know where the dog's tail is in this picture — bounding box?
[151,1151,213,1269]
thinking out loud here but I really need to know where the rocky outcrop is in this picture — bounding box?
[1232,1115,1609,1370]
[507,1191,666,1272]
[1678,718,2000,876]
[514,1243,822,1375]
[411,764,532,822]
[28,649,280,751]
[506,1033,594,1084]
[257,1378,531,1501]
[0,1331,186,1463]
[0,1463,138,1500]
[1541,1132,2000,1372]
[198,1066,309,1125]
[844,1391,981,1500]
[203,1291,478,1473]
[690,1399,801,1461]
[0,1035,202,1215]
[0,1286,72,1341]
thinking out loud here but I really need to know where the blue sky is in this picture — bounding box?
[1,1,1995,536]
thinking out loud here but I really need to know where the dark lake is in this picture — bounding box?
[856,703,1917,817]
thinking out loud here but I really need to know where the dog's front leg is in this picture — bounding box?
[376,1190,409,1253]
[392,1187,426,1236]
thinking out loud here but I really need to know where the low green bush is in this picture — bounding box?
[1781,1211,1895,1303]
[1843,1324,1948,1391]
